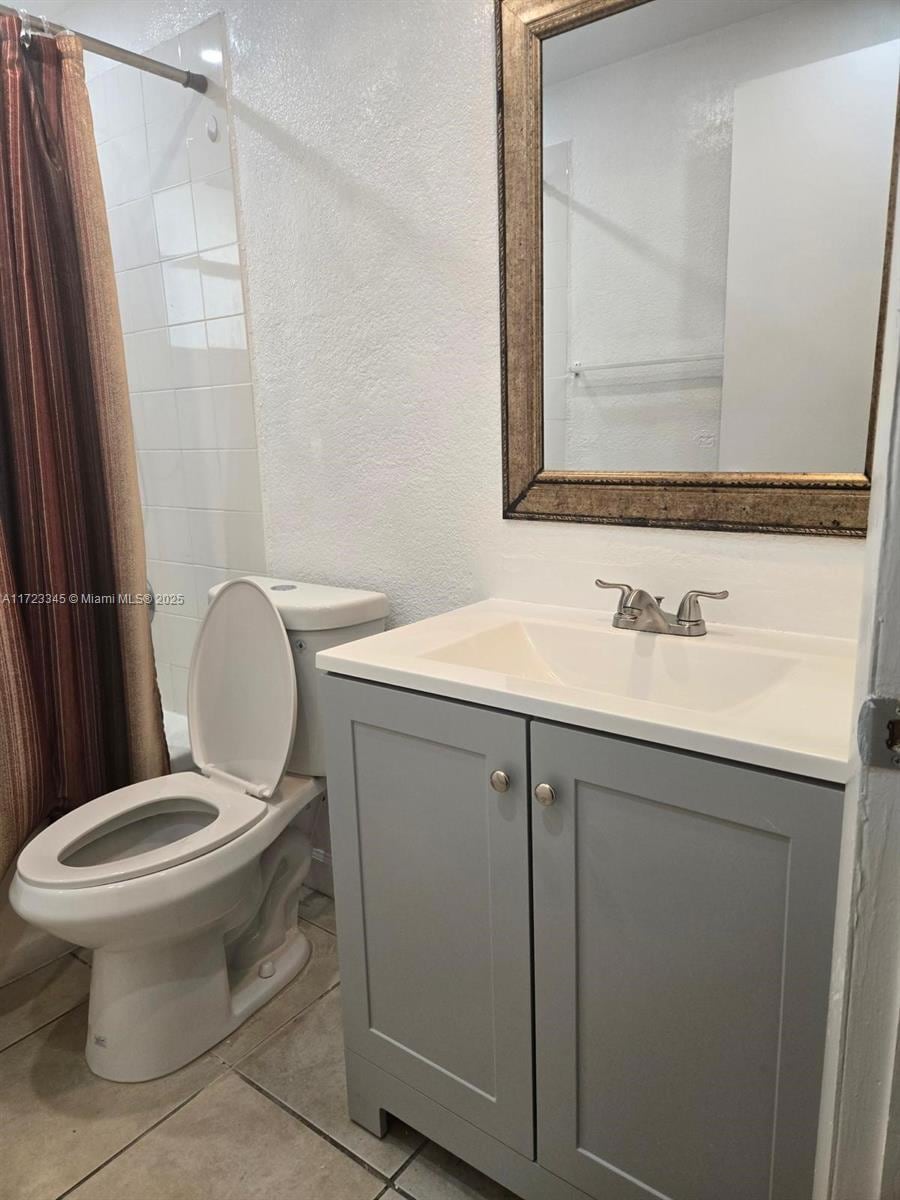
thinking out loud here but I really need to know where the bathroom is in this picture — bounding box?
[0,0,898,1196]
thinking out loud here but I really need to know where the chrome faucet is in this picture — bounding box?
[595,579,728,637]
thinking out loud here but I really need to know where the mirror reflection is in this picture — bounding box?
[541,0,899,474]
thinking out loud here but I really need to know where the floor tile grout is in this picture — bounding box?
[234,1070,410,1186]
[210,977,342,1070]
[391,1137,427,1183]
[303,915,337,935]
[53,1072,224,1200]
[0,997,90,1059]
[297,903,338,936]
[0,949,79,991]
[3,893,434,1200]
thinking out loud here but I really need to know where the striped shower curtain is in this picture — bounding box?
[0,15,168,876]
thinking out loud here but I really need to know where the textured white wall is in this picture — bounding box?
[44,0,868,637]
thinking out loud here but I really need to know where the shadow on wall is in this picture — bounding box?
[226,95,483,284]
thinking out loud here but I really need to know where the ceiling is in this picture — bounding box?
[542,0,803,85]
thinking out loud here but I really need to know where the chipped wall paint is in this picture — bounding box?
[44,0,867,636]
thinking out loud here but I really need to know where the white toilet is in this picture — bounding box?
[10,575,387,1083]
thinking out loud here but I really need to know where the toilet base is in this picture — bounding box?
[86,924,311,1082]
[85,824,314,1082]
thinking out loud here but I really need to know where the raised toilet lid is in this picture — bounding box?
[188,578,298,799]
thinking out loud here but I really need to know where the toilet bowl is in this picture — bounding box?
[10,575,387,1082]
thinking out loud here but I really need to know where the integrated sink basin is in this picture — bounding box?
[424,619,795,713]
[317,599,858,781]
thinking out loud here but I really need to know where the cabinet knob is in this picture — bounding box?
[490,770,511,793]
[534,782,556,807]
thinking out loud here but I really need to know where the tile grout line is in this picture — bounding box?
[301,913,338,936]
[390,1137,428,1184]
[0,949,79,991]
[234,1071,412,1187]
[53,1073,221,1200]
[0,996,93,1060]
[209,976,342,1071]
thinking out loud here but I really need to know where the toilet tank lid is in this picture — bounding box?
[207,575,388,631]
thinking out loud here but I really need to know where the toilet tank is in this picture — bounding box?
[207,575,387,777]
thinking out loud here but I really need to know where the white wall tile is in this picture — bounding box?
[199,244,243,319]
[149,559,198,618]
[131,396,146,452]
[99,129,151,208]
[187,509,228,566]
[162,255,205,325]
[87,72,111,144]
[176,387,217,448]
[138,451,186,508]
[147,117,191,192]
[207,315,250,385]
[135,390,179,450]
[157,612,201,670]
[187,509,265,571]
[155,659,174,710]
[108,197,158,270]
[152,506,194,562]
[169,665,190,711]
[169,322,210,388]
[192,171,237,251]
[179,20,226,89]
[142,44,187,125]
[150,602,170,663]
[186,99,231,181]
[142,504,160,560]
[193,564,232,608]
[117,264,166,333]
[105,66,145,139]
[222,511,266,570]
[124,329,173,393]
[214,384,256,448]
[183,450,222,509]
[153,183,198,259]
[95,20,265,715]
[220,451,261,511]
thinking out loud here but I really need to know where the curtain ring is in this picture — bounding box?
[18,9,32,48]
[39,14,51,36]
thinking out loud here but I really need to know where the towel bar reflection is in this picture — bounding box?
[569,354,723,378]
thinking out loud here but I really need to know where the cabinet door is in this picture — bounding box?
[531,722,843,1200]
[322,676,533,1156]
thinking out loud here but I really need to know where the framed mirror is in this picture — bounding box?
[498,0,900,534]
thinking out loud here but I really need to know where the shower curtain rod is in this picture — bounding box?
[0,5,208,92]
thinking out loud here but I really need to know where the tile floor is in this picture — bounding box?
[0,888,519,1200]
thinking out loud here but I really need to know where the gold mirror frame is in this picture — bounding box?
[498,0,899,535]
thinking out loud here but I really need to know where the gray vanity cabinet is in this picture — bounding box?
[531,721,843,1200]
[323,675,844,1200]
[322,676,534,1156]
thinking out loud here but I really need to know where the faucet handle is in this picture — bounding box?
[676,589,729,626]
[595,579,635,613]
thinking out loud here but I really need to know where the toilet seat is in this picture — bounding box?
[16,579,299,893]
[15,773,267,890]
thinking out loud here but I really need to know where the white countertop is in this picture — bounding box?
[317,599,858,783]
